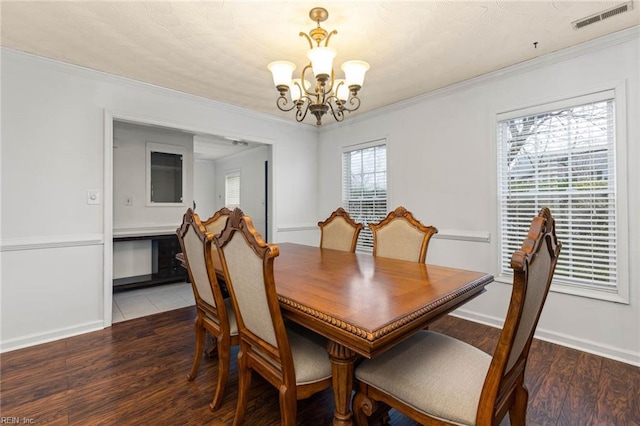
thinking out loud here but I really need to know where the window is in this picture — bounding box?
[497,90,624,299]
[225,170,240,209]
[146,142,186,206]
[342,141,387,252]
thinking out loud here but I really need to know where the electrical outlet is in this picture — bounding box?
[87,189,100,205]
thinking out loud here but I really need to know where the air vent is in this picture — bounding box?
[572,2,633,30]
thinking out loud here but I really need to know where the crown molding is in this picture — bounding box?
[1,47,315,131]
[322,25,640,131]
[4,24,637,134]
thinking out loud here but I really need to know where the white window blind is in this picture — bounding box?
[342,142,387,252]
[225,171,240,209]
[497,92,617,291]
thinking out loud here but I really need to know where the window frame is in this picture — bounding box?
[225,169,241,209]
[342,139,389,253]
[494,83,629,304]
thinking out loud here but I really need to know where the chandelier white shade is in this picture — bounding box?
[267,61,296,88]
[342,60,370,88]
[307,47,336,78]
[267,7,369,125]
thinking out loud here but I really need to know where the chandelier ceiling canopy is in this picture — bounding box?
[268,7,370,125]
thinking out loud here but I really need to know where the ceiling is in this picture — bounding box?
[2,1,639,129]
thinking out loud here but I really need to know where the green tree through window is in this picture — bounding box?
[343,142,387,252]
[498,96,617,290]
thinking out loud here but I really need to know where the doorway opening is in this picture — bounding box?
[104,114,273,326]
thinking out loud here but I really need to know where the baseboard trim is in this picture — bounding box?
[451,308,640,367]
[0,320,105,353]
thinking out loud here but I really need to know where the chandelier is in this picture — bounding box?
[267,7,370,125]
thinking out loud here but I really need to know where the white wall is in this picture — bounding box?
[111,122,195,279]
[212,145,270,238]
[317,30,639,365]
[193,159,217,218]
[0,48,318,351]
[113,121,194,232]
[3,29,637,367]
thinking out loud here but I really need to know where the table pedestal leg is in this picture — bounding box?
[327,341,358,426]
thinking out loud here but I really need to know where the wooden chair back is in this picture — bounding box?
[368,206,438,262]
[214,208,296,385]
[215,208,332,425]
[318,207,364,252]
[201,207,231,277]
[352,208,561,426]
[176,208,237,411]
[202,207,231,236]
[177,209,228,317]
[477,207,562,424]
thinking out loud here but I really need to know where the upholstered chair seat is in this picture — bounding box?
[353,208,561,426]
[356,331,491,425]
[215,208,333,426]
[287,327,333,385]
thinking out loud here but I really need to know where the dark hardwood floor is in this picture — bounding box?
[1,307,638,425]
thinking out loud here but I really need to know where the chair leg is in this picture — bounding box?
[352,390,375,426]
[233,347,252,426]
[279,384,297,426]
[209,336,231,411]
[508,382,529,426]
[205,332,218,358]
[187,315,205,381]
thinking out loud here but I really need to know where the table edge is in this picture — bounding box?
[278,273,494,342]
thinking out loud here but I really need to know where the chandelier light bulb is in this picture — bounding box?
[307,47,337,81]
[267,61,296,88]
[341,60,370,89]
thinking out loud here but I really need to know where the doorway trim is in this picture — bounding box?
[103,109,275,327]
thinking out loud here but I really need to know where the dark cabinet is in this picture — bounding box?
[114,234,187,292]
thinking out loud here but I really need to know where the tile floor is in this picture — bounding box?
[112,281,194,323]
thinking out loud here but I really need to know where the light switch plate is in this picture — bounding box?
[87,189,100,205]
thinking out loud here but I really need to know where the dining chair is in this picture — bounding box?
[318,207,364,252]
[202,206,232,283]
[352,207,561,426]
[368,206,438,262]
[176,207,231,272]
[214,208,333,426]
[202,206,232,238]
[176,208,239,412]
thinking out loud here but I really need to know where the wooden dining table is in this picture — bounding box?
[179,242,493,425]
[272,243,494,426]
